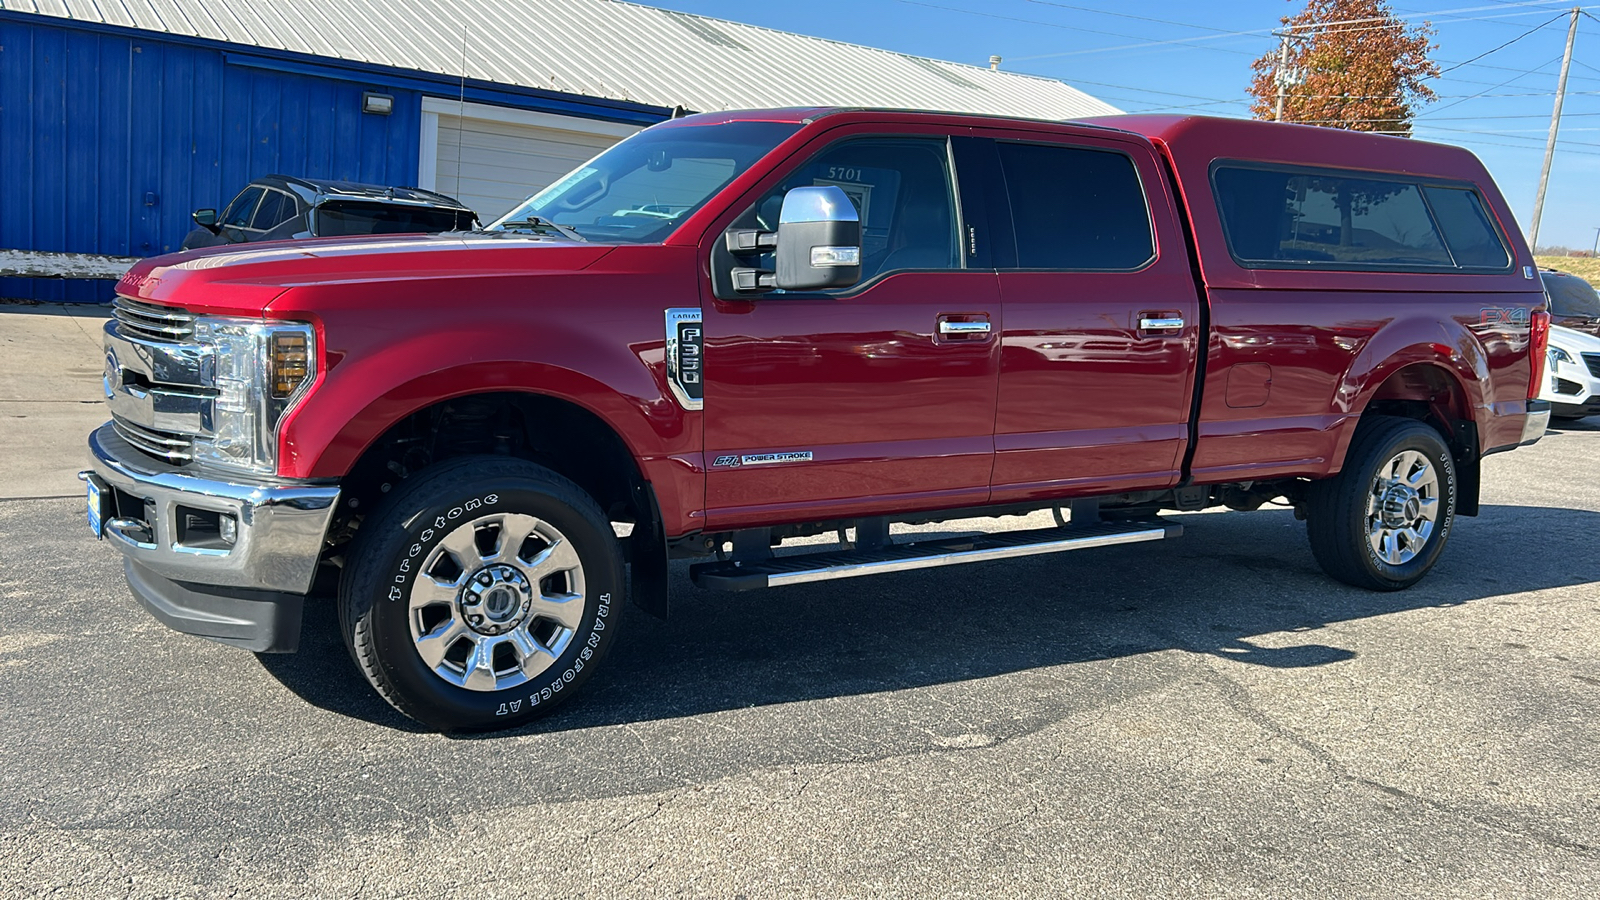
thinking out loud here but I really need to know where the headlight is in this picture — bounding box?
[192,316,317,475]
[1550,346,1574,365]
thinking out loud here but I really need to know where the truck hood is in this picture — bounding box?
[115,232,615,316]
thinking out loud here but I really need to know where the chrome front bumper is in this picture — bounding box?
[85,422,340,595]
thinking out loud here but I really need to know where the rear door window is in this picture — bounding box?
[995,142,1154,270]
[251,190,293,231]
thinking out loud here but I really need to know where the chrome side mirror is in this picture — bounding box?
[775,185,862,291]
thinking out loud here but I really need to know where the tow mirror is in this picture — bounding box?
[193,208,220,233]
[774,185,862,291]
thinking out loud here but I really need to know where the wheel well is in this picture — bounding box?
[329,392,646,550]
[1363,362,1469,437]
[1359,362,1480,516]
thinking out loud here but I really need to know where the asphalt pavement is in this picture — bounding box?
[1,303,1597,897]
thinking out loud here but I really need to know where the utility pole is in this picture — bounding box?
[1591,225,1599,257]
[1530,7,1581,252]
[1274,30,1293,121]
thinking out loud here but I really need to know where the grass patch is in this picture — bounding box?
[1536,256,1600,287]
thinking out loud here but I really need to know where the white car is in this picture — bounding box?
[1542,324,1600,420]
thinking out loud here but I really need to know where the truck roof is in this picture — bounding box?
[668,108,1491,182]
[1077,114,1492,182]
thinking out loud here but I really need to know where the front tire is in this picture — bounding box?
[339,456,625,730]
[1305,416,1458,591]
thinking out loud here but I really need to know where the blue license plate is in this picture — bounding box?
[86,477,105,539]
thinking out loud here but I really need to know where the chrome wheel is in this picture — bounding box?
[1365,449,1440,566]
[407,512,586,692]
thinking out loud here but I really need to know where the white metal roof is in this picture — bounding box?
[1,0,1118,120]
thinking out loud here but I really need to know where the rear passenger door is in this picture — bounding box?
[970,129,1203,502]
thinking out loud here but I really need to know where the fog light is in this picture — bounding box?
[220,514,238,545]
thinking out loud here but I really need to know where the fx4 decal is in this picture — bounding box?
[1480,307,1531,327]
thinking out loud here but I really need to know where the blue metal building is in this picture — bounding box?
[0,0,1114,303]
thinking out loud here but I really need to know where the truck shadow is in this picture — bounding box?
[256,503,1600,734]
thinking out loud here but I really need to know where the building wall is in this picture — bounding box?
[1,13,668,303]
[0,17,425,301]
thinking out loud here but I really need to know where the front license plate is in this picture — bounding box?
[86,475,109,539]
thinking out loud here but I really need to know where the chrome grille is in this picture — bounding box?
[113,296,196,341]
[1584,353,1600,380]
[113,419,194,464]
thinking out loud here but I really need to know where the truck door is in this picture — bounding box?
[970,130,1203,502]
[699,129,1001,529]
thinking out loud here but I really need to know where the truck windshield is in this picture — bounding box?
[489,121,801,244]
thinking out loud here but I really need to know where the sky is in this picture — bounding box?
[642,0,1600,252]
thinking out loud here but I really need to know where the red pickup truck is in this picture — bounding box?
[86,109,1552,730]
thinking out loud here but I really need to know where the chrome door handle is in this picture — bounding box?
[1138,316,1184,330]
[938,320,992,335]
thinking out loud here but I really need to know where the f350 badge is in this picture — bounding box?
[664,308,703,411]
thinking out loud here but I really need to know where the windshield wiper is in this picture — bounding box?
[495,216,587,242]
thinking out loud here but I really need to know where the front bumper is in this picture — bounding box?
[85,422,339,651]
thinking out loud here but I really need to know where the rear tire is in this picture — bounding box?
[1305,416,1457,591]
[339,456,625,730]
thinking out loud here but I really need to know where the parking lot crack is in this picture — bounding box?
[1189,652,1600,862]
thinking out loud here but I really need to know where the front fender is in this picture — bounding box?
[273,318,700,530]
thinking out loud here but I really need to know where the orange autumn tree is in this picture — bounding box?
[1248,0,1439,136]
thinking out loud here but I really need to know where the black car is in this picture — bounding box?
[1540,267,1600,339]
[181,175,477,251]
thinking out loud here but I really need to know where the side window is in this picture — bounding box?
[1214,166,1460,269]
[251,190,291,231]
[222,187,265,228]
[755,137,960,284]
[995,142,1154,270]
[1423,187,1511,269]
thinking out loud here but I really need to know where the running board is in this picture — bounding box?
[689,520,1182,592]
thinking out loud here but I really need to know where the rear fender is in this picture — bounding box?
[1331,316,1491,473]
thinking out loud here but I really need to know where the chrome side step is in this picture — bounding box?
[689,519,1181,592]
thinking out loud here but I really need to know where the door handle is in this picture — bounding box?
[938,320,992,335]
[1138,315,1185,331]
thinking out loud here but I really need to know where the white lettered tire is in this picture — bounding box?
[339,456,625,730]
[1305,416,1458,591]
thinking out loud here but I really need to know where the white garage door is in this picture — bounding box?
[420,99,643,225]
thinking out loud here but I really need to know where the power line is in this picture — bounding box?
[1434,11,1569,74]
[1434,56,1600,84]
[1414,133,1600,156]
[1426,54,1568,115]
